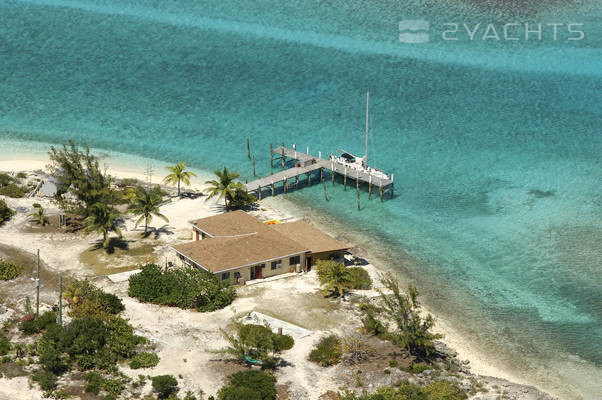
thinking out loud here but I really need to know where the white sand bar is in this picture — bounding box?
[240,311,312,339]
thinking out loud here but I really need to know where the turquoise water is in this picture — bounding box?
[1,0,601,397]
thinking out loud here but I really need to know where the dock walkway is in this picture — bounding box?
[244,145,394,201]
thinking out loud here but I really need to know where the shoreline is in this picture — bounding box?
[0,152,555,399]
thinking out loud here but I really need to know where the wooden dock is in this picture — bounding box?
[244,145,394,202]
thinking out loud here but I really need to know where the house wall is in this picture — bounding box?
[175,251,307,285]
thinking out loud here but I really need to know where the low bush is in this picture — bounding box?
[217,370,276,400]
[130,352,159,369]
[103,378,126,396]
[0,259,22,280]
[84,371,103,394]
[339,380,467,400]
[32,370,58,391]
[308,335,342,367]
[152,374,179,399]
[64,280,125,319]
[129,264,236,312]
[19,310,57,335]
[348,267,372,290]
[0,331,11,355]
[0,200,15,224]
[0,183,28,198]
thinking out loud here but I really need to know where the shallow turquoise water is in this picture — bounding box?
[1,0,601,397]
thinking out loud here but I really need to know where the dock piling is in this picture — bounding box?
[271,181,275,196]
[323,179,328,201]
[270,143,273,167]
[295,175,299,189]
[284,177,287,193]
[246,138,250,159]
[252,155,256,177]
[258,185,262,200]
[307,171,311,185]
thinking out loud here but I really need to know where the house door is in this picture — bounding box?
[250,265,263,280]
[306,257,312,272]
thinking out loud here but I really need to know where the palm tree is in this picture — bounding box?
[129,187,169,234]
[204,167,240,210]
[163,162,196,196]
[29,203,49,226]
[83,202,122,249]
[320,262,352,297]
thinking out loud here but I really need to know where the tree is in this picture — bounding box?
[152,375,179,399]
[163,162,196,196]
[219,323,294,368]
[47,141,113,216]
[204,167,240,210]
[128,186,169,233]
[363,273,443,357]
[83,202,122,249]
[29,203,49,226]
[316,260,353,297]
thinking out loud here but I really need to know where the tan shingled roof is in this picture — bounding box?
[173,221,308,273]
[191,210,269,237]
[271,220,349,255]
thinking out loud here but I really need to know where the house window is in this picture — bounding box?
[221,272,230,281]
[271,260,282,270]
[289,256,300,265]
[234,272,241,280]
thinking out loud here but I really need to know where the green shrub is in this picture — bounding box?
[0,331,11,355]
[0,200,15,224]
[64,280,125,319]
[33,370,58,391]
[16,172,27,179]
[308,335,342,366]
[273,333,295,351]
[0,183,27,198]
[0,259,22,280]
[217,370,276,400]
[0,173,12,186]
[348,267,372,290]
[411,362,429,374]
[425,380,467,400]
[128,264,236,312]
[84,371,103,394]
[152,374,179,399]
[19,310,57,334]
[130,352,159,369]
[102,378,125,396]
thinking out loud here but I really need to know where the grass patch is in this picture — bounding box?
[79,240,158,275]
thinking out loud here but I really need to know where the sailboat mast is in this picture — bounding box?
[365,91,369,162]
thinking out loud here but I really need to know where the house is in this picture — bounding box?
[171,211,349,284]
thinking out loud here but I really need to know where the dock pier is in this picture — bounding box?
[245,145,394,202]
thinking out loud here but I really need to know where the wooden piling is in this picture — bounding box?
[308,171,311,185]
[323,179,328,201]
[271,181,275,196]
[344,170,347,190]
[331,168,335,185]
[258,186,262,200]
[252,155,256,177]
[246,138,250,159]
[320,167,323,181]
[357,186,360,210]
[270,143,273,167]
[284,177,287,193]
[281,143,285,169]
[379,184,383,202]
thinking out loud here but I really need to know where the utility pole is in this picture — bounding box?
[36,249,40,317]
[58,274,63,326]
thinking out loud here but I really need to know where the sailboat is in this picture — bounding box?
[331,91,391,181]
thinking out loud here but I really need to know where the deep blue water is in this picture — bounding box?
[0,0,601,398]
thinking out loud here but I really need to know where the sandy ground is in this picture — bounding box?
[0,157,554,400]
